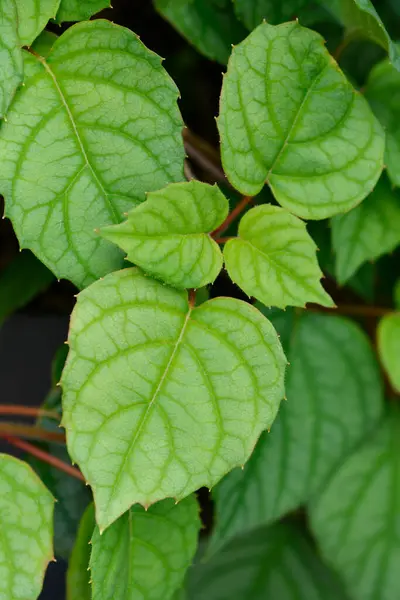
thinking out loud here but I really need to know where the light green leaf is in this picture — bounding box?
[187,523,349,599]
[332,176,400,284]
[0,20,184,289]
[31,30,58,57]
[61,267,286,531]
[15,0,61,46]
[211,312,384,553]
[0,454,54,600]
[67,504,94,600]
[378,313,400,393]
[90,496,200,600]
[0,251,54,326]
[224,204,333,308]
[101,181,228,289]
[366,57,400,187]
[233,0,310,29]
[310,409,400,600]
[218,21,384,219]
[0,0,23,119]
[154,0,246,64]
[55,0,110,23]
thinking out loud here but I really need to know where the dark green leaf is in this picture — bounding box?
[55,0,110,23]
[378,313,400,392]
[66,504,95,600]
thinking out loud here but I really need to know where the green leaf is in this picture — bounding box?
[218,21,384,219]
[233,0,310,29]
[223,204,333,308]
[15,0,61,46]
[210,312,384,553]
[0,20,184,289]
[67,504,95,600]
[0,0,23,119]
[31,30,58,58]
[0,454,55,600]
[332,176,400,284]
[366,56,400,187]
[90,496,200,600]
[154,0,247,64]
[0,251,54,326]
[310,408,400,600]
[61,267,286,530]
[101,181,228,289]
[377,313,400,393]
[395,280,400,308]
[55,0,110,23]
[186,523,349,599]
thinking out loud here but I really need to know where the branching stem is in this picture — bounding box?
[0,423,65,443]
[212,195,253,238]
[0,405,60,420]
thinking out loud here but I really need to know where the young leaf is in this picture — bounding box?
[218,21,384,219]
[186,523,349,599]
[377,313,400,393]
[310,409,400,600]
[101,181,228,289]
[90,497,200,600]
[0,454,55,600]
[233,0,311,29]
[0,0,23,119]
[15,0,61,46]
[66,504,95,600]
[0,20,185,289]
[154,0,246,64]
[210,312,384,553]
[331,176,400,284]
[61,268,286,531]
[366,57,400,187]
[223,204,333,308]
[55,0,110,23]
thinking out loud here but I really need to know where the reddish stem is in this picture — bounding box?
[214,237,234,244]
[188,289,197,307]
[212,195,253,238]
[0,423,65,443]
[0,405,60,420]
[309,304,393,318]
[1,435,85,482]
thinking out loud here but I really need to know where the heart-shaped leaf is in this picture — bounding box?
[224,204,333,308]
[218,21,384,219]
[0,454,54,600]
[0,20,184,289]
[101,181,228,289]
[55,0,110,23]
[0,0,23,119]
[61,268,286,531]
[90,497,200,600]
[378,313,400,393]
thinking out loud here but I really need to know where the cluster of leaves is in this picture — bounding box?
[0,0,399,599]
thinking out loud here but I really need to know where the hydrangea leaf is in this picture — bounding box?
[210,312,384,553]
[332,176,400,284]
[224,205,333,308]
[101,181,228,289]
[377,313,400,393]
[55,0,110,23]
[186,523,349,599]
[233,0,311,29]
[61,268,286,531]
[90,497,200,600]
[0,20,184,289]
[218,21,384,219]
[154,0,246,64]
[0,0,23,119]
[310,409,400,600]
[15,0,61,46]
[0,454,55,600]
[366,57,400,187]
[66,504,95,600]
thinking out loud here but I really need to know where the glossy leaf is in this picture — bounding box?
[223,204,333,308]
[378,313,400,393]
[187,523,349,599]
[218,21,384,219]
[66,504,95,600]
[233,0,310,29]
[15,0,61,46]
[0,251,54,326]
[366,57,400,187]
[90,497,200,600]
[0,0,23,119]
[310,409,400,600]
[0,454,54,600]
[61,267,286,531]
[332,176,400,284]
[154,0,246,64]
[55,0,110,23]
[211,312,384,552]
[101,181,228,289]
[0,20,184,289]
